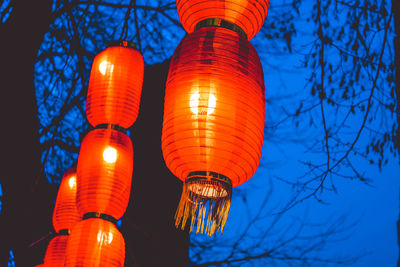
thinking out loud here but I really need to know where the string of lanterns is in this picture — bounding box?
[162,0,269,236]
[64,41,144,266]
[42,167,80,266]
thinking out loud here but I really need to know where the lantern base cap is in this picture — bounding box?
[175,171,232,236]
[83,212,118,225]
[94,123,127,134]
[194,18,247,39]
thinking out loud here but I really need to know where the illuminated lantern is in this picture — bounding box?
[65,218,125,267]
[76,127,133,220]
[87,41,144,128]
[162,26,265,235]
[176,0,269,40]
[43,235,69,266]
[65,40,138,266]
[52,166,80,232]
[43,167,80,266]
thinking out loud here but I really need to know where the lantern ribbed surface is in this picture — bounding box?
[65,218,125,267]
[162,26,265,235]
[176,0,269,40]
[43,235,68,266]
[162,26,265,188]
[86,45,144,128]
[77,128,133,219]
[52,167,81,232]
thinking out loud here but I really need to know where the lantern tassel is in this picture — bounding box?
[175,172,232,236]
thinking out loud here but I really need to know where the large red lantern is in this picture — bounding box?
[176,0,269,40]
[43,235,69,266]
[76,127,133,220]
[65,218,125,266]
[162,26,265,235]
[86,41,144,128]
[52,166,80,232]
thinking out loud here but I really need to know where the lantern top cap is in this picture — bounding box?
[94,123,127,134]
[83,212,118,225]
[106,40,137,49]
[194,18,247,39]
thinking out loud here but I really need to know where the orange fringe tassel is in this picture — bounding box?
[175,173,232,236]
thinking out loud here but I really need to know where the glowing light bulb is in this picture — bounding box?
[207,93,216,115]
[68,176,76,189]
[189,92,200,114]
[99,61,114,75]
[103,146,117,163]
[97,230,113,245]
[190,91,216,115]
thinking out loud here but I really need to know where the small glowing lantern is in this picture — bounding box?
[176,0,270,40]
[43,235,69,266]
[86,41,144,128]
[52,166,80,232]
[76,127,133,220]
[43,167,80,266]
[162,26,265,235]
[65,218,125,267]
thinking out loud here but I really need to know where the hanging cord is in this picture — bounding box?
[28,228,70,248]
[120,0,135,41]
[28,231,54,248]
[133,0,142,52]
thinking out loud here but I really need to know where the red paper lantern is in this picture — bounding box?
[162,26,265,235]
[43,235,68,266]
[52,166,80,232]
[87,41,144,128]
[176,0,269,40]
[77,128,133,220]
[65,218,125,267]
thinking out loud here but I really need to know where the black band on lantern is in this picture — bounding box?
[195,18,247,39]
[83,212,118,225]
[186,171,232,186]
[57,229,70,236]
[107,40,137,49]
[94,123,127,134]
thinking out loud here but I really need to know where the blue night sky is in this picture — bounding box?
[190,1,399,266]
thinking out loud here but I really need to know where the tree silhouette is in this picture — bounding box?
[0,0,54,265]
[264,0,397,210]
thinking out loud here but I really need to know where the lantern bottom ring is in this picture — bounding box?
[83,212,118,225]
[175,171,232,236]
[185,171,232,198]
[94,123,127,134]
